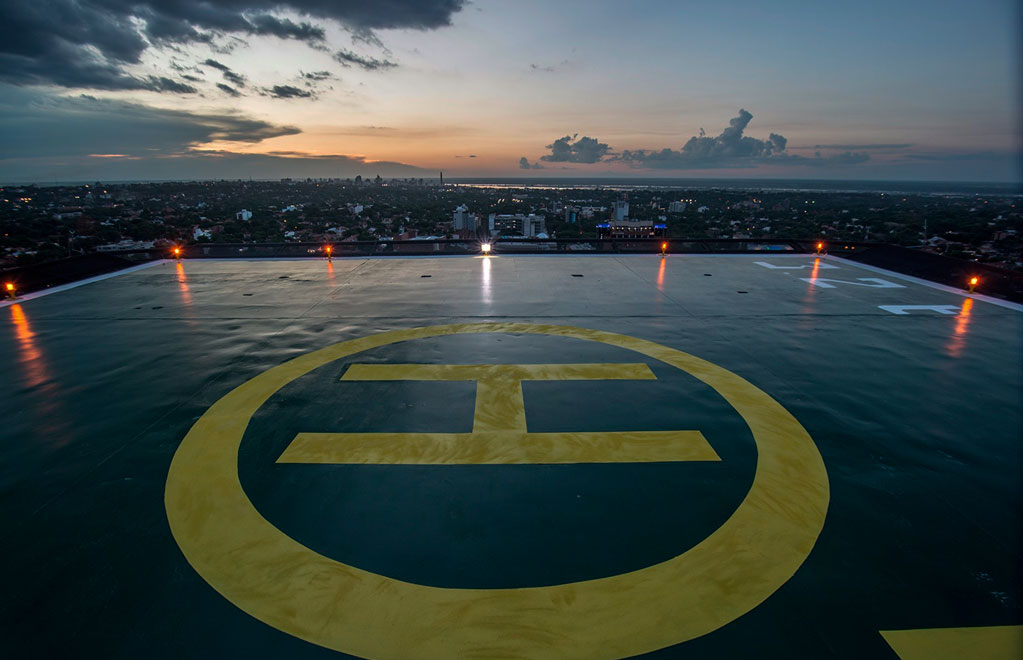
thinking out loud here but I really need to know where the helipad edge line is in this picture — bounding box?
[825,255,1022,312]
[0,259,168,308]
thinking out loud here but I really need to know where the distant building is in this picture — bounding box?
[236,209,253,221]
[489,213,546,238]
[613,194,629,222]
[453,204,478,232]
[597,220,666,239]
[564,207,578,224]
[668,201,687,213]
[96,239,156,252]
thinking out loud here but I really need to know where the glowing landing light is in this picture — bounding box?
[4,282,14,300]
[481,242,492,255]
[968,276,979,293]
[816,241,824,255]
[324,245,333,261]
[661,241,668,256]
[173,246,182,259]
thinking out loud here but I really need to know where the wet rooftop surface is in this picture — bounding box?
[1,255,1020,659]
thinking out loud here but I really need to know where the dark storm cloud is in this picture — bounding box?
[0,1,464,90]
[334,49,398,71]
[519,157,545,170]
[0,86,299,159]
[265,85,315,99]
[541,134,612,164]
[614,109,870,169]
[216,82,242,97]
[302,71,335,81]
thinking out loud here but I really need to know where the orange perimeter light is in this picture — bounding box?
[481,242,492,255]
[660,241,668,255]
[325,245,333,260]
[173,246,182,259]
[816,241,824,254]
[4,282,14,300]
[968,276,979,292]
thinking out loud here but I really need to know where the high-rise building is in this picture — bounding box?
[613,194,629,222]
[453,204,473,231]
[668,201,687,213]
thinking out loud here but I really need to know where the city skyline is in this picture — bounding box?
[1,0,1020,183]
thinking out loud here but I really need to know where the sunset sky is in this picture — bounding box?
[1,0,1019,182]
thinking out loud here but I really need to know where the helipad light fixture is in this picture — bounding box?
[968,276,979,293]
[325,245,333,261]
[481,242,492,255]
[815,242,824,255]
[173,246,182,259]
[660,241,668,256]
[4,282,14,300]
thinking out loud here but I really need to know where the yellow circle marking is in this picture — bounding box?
[165,323,829,659]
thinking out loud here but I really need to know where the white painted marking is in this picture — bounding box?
[755,261,839,270]
[878,305,961,315]
[800,277,906,289]
[825,256,1023,312]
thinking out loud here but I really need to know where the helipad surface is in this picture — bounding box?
[1,255,1020,659]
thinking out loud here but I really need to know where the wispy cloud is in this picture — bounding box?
[263,85,315,100]
[334,49,398,71]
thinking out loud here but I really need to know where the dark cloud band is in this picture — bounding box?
[0,1,464,91]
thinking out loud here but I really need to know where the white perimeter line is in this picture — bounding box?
[0,259,169,308]
[825,255,1023,312]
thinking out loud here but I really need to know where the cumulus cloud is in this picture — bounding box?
[541,134,612,164]
[519,157,545,170]
[616,109,870,169]
[0,1,464,90]
[264,85,315,99]
[334,49,398,71]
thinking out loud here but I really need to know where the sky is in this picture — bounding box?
[0,0,1019,183]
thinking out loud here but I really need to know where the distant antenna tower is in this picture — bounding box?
[440,171,444,187]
